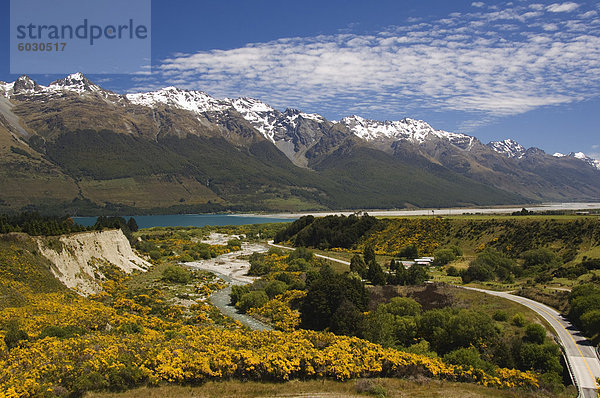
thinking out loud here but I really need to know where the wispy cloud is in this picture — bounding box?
[145,1,600,130]
[546,2,580,12]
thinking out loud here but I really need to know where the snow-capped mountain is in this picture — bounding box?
[2,73,116,101]
[126,87,231,114]
[2,72,600,214]
[554,152,600,170]
[1,74,596,169]
[487,139,527,159]
[48,72,103,93]
[126,86,327,144]
[340,115,476,149]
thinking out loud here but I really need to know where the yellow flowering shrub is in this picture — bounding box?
[248,291,306,332]
[0,324,539,397]
[362,218,450,256]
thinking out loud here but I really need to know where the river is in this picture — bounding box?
[184,235,273,331]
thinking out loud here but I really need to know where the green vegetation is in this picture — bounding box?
[275,214,379,249]
[568,283,600,338]
[460,249,518,283]
[161,265,192,284]
[0,233,70,309]
[236,238,567,394]
[283,215,600,305]
[0,212,87,235]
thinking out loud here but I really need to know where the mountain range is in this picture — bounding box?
[1,73,599,215]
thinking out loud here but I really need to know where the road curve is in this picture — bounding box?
[268,241,600,397]
[461,287,600,398]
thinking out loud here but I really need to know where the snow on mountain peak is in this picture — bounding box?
[231,97,275,113]
[228,97,281,141]
[340,115,475,149]
[0,81,12,98]
[487,139,527,159]
[126,87,230,113]
[567,152,600,170]
[554,151,600,170]
[48,72,102,93]
[12,75,40,93]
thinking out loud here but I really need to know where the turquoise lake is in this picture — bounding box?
[74,214,296,229]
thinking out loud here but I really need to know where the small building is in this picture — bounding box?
[414,257,434,265]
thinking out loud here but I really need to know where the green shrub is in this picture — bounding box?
[230,285,251,306]
[381,297,421,317]
[433,248,457,266]
[40,325,86,339]
[148,250,162,261]
[522,248,561,270]
[178,254,194,262]
[161,265,191,284]
[264,280,288,299]
[117,322,143,334]
[288,247,314,262]
[493,310,508,322]
[236,290,269,313]
[512,313,526,327]
[443,347,493,373]
[397,244,418,259]
[524,323,546,344]
[4,320,29,349]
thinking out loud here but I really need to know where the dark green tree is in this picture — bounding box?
[331,299,363,336]
[301,265,368,331]
[407,264,429,285]
[363,244,376,265]
[126,217,139,232]
[350,254,367,278]
[367,259,386,286]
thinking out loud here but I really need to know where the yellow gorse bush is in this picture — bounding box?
[0,322,539,397]
[362,218,449,256]
[248,290,306,331]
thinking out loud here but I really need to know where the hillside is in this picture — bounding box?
[1,74,599,214]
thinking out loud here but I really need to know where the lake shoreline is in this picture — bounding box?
[73,202,600,229]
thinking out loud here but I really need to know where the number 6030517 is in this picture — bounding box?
[17,42,66,51]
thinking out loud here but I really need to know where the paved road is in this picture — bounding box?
[269,241,600,397]
[268,241,351,265]
[461,287,600,398]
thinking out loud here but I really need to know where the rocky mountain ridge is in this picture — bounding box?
[1,73,599,214]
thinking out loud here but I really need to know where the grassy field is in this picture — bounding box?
[85,378,576,398]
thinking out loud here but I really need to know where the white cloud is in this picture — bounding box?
[471,2,485,7]
[581,10,598,17]
[147,2,600,126]
[547,2,580,13]
[542,23,559,30]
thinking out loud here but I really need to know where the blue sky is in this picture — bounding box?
[1,0,600,158]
